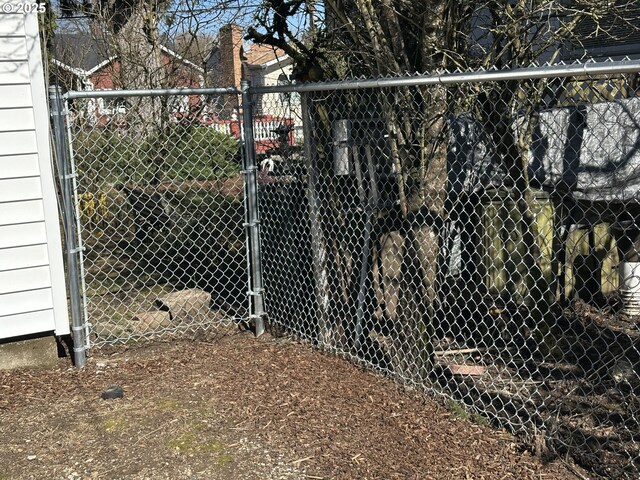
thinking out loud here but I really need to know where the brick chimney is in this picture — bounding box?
[219,24,243,89]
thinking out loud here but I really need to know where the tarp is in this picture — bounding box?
[448,97,640,203]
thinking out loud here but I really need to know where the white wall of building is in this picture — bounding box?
[0,11,70,338]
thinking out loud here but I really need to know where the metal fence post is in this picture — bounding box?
[49,85,87,368]
[241,80,266,336]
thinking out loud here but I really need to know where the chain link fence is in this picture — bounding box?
[54,61,640,478]
[62,89,252,346]
[254,62,640,478]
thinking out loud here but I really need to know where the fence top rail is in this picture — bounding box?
[251,59,640,94]
[60,60,640,99]
[63,86,241,100]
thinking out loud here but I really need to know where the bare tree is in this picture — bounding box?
[246,0,640,377]
[56,0,255,137]
[54,1,175,143]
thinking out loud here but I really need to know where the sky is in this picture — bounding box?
[51,0,319,40]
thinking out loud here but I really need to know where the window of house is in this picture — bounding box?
[98,97,127,115]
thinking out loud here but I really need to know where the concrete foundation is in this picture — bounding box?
[0,334,59,370]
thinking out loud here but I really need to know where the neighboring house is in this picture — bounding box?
[205,23,296,110]
[52,24,300,151]
[205,23,301,151]
[469,1,640,65]
[0,12,70,340]
[567,1,640,60]
[445,3,640,304]
[52,32,205,125]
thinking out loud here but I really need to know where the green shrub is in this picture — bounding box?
[73,124,240,190]
[153,125,241,180]
[72,128,144,188]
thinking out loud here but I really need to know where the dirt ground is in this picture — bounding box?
[0,328,588,480]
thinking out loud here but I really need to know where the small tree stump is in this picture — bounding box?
[155,289,211,323]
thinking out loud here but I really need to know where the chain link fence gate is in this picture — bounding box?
[52,86,268,349]
[253,60,640,479]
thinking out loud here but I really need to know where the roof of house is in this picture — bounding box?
[205,40,289,72]
[53,28,290,84]
[245,43,288,66]
[569,3,640,59]
[53,32,114,73]
[53,32,204,76]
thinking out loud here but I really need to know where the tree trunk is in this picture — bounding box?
[99,2,168,139]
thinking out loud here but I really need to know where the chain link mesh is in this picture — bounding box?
[61,65,640,478]
[67,92,247,346]
[255,68,640,478]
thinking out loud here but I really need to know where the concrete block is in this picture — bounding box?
[0,335,59,370]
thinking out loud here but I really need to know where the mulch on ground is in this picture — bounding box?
[0,329,586,479]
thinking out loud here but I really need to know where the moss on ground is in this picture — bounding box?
[448,400,488,426]
[167,430,226,455]
[102,417,127,432]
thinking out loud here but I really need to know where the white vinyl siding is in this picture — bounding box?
[0,12,70,338]
[0,84,34,108]
[0,60,30,84]
[0,154,40,178]
[0,131,38,155]
[0,36,27,60]
[0,108,35,131]
[0,199,45,225]
[0,310,56,338]
[0,223,47,248]
[0,244,49,270]
[0,290,54,317]
[0,14,23,36]
[0,177,43,202]
[0,266,52,295]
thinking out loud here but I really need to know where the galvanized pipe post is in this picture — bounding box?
[241,80,266,336]
[49,85,87,368]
